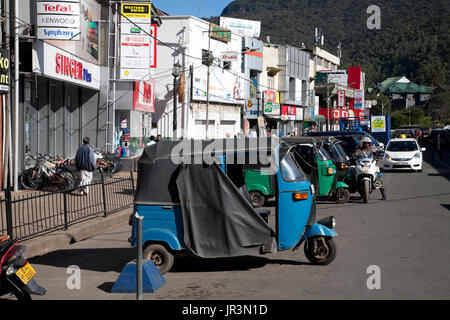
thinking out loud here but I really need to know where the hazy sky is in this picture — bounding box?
[152,0,235,18]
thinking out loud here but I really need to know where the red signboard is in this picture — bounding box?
[319,108,364,120]
[281,105,296,120]
[263,90,277,103]
[133,79,155,112]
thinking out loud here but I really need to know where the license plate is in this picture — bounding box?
[363,167,369,172]
[396,162,409,165]
[15,262,36,285]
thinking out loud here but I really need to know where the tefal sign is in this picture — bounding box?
[37,2,80,15]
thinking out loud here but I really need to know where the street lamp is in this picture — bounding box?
[256,90,261,136]
[172,61,182,139]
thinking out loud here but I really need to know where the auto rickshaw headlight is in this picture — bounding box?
[326,167,334,175]
[339,163,347,170]
[317,216,336,229]
[293,192,308,201]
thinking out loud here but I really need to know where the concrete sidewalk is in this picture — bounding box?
[20,207,133,259]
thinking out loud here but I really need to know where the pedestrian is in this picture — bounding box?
[146,135,156,146]
[249,126,257,138]
[432,133,444,161]
[74,137,97,195]
[156,134,162,142]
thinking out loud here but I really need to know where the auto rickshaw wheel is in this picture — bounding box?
[249,191,265,208]
[304,236,337,265]
[143,243,174,274]
[335,188,350,204]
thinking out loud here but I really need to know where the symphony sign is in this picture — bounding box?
[37,1,81,40]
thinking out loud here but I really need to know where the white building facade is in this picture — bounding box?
[154,16,245,139]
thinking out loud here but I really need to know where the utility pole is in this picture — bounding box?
[327,84,330,131]
[205,25,211,139]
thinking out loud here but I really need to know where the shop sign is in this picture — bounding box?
[121,3,151,23]
[0,49,9,92]
[263,102,280,116]
[37,1,81,40]
[319,108,364,120]
[281,105,296,121]
[120,2,157,79]
[371,116,386,133]
[55,53,92,82]
[33,41,100,89]
[210,23,231,43]
[337,90,345,107]
[220,51,239,62]
[133,79,155,112]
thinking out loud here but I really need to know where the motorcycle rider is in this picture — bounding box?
[355,137,386,200]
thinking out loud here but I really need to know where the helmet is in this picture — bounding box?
[360,137,372,147]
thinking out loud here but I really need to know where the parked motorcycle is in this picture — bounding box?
[94,150,123,174]
[20,153,79,191]
[0,237,46,301]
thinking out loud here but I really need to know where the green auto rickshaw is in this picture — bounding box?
[282,137,350,203]
[244,169,275,208]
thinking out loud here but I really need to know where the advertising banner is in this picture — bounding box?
[192,66,245,105]
[0,49,10,92]
[120,2,156,79]
[219,17,261,38]
[371,116,386,133]
[42,0,101,64]
[37,1,81,40]
[220,51,239,62]
[133,79,155,112]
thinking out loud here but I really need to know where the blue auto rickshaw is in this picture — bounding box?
[129,138,337,273]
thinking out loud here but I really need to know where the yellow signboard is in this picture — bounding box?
[121,3,151,19]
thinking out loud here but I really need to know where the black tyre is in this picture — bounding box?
[143,244,174,274]
[249,191,265,208]
[361,179,370,203]
[10,285,32,301]
[304,236,337,266]
[55,169,78,191]
[20,168,45,190]
[335,187,350,204]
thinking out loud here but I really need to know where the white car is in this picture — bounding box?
[382,138,426,172]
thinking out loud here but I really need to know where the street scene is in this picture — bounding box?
[0,0,449,306]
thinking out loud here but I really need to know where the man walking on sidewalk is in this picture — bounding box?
[75,137,97,195]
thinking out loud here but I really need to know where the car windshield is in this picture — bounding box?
[280,151,305,181]
[386,141,418,152]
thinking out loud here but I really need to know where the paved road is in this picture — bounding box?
[7,151,450,300]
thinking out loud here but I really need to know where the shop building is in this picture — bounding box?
[154,15,245,139]
[261,42,310,136]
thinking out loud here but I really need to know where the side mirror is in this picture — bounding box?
[421,147,426,152]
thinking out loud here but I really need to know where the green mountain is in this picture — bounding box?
[212,0,450,88]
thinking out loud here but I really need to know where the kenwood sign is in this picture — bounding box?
[37,1,81,40]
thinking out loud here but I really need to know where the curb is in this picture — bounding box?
[22,208,134,259]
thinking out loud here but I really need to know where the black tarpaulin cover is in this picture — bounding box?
[175,162,276,258]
